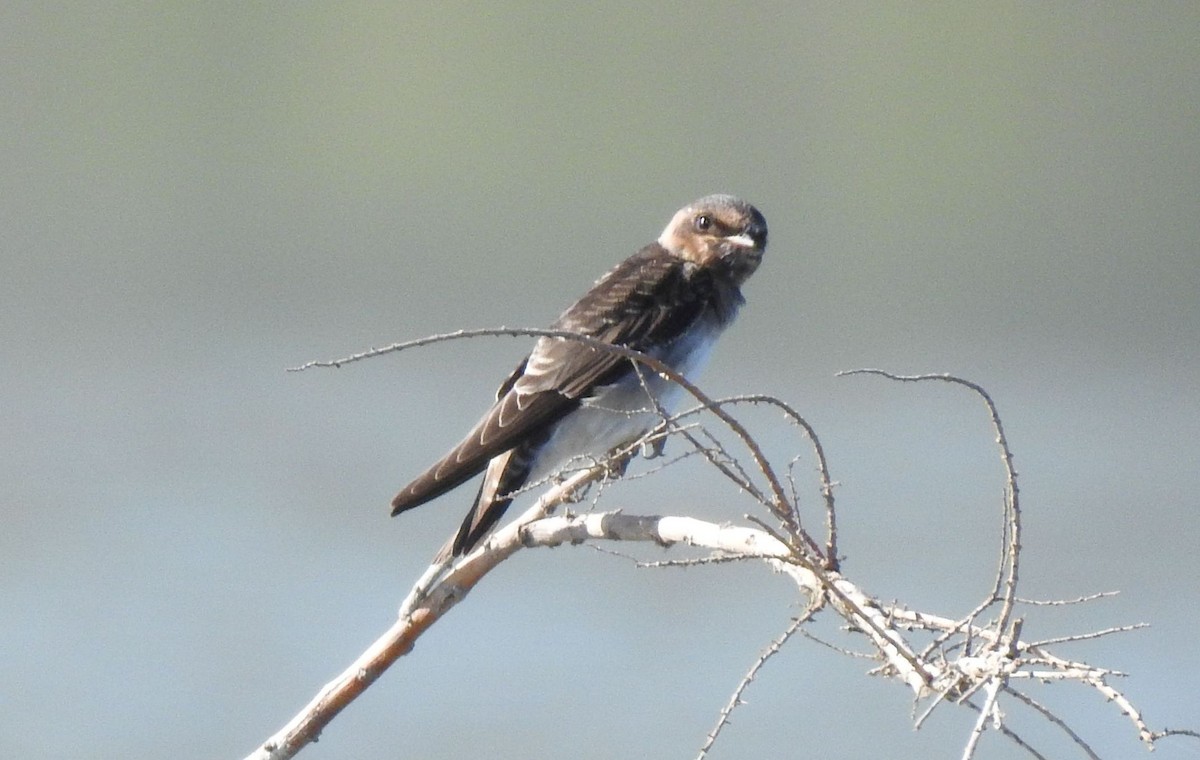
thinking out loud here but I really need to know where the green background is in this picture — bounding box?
[3,3,1198,758]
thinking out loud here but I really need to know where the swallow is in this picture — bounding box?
[391,194,768,557]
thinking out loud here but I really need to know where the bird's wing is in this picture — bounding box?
[517,246,712,397]
[389,356,572,514]
[391,245,710,515]
[443,434,543,558]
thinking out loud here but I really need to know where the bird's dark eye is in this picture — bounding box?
[693,214,713,233]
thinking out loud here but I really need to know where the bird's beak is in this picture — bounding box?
[725,233,757,249]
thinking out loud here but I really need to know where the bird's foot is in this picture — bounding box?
[640,435,667,460]
[601,450,635,480]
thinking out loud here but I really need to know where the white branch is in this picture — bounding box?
[245,505,1194,759]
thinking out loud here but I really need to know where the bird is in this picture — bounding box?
[391,194,768,558]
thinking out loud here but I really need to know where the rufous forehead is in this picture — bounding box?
[663,204,750,238]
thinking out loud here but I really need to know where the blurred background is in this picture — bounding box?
[3,3,1198,758]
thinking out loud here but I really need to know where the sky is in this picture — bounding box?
[2,3,1198,759]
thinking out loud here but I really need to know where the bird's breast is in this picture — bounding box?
[526,313,727,484]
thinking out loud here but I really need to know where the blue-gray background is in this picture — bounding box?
[3,4,1197,758]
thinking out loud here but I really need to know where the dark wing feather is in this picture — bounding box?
[391,244,713,516]
[445,433,545,558]
[516,245,714,398]
[390,358,576,514]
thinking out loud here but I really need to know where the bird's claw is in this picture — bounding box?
[640,436,667,460]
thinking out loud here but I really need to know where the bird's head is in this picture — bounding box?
[658,194,767,285]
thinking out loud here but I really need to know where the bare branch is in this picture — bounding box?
[259,341,1197,757]
[246,466,605,760]
[248,502,1194,759]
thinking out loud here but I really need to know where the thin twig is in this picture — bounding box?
[1016,591,1119,606]
[839,371,1021,645]
[1151,728,1200,742]
[959,694,1049,760]
[1004,686,1103,760]
[1028,623,1148,648]
[914,676,965,730]
[794,627,875,659]
[961,679,1002,760]
[693,394,839,569]
[696,613,812,760]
